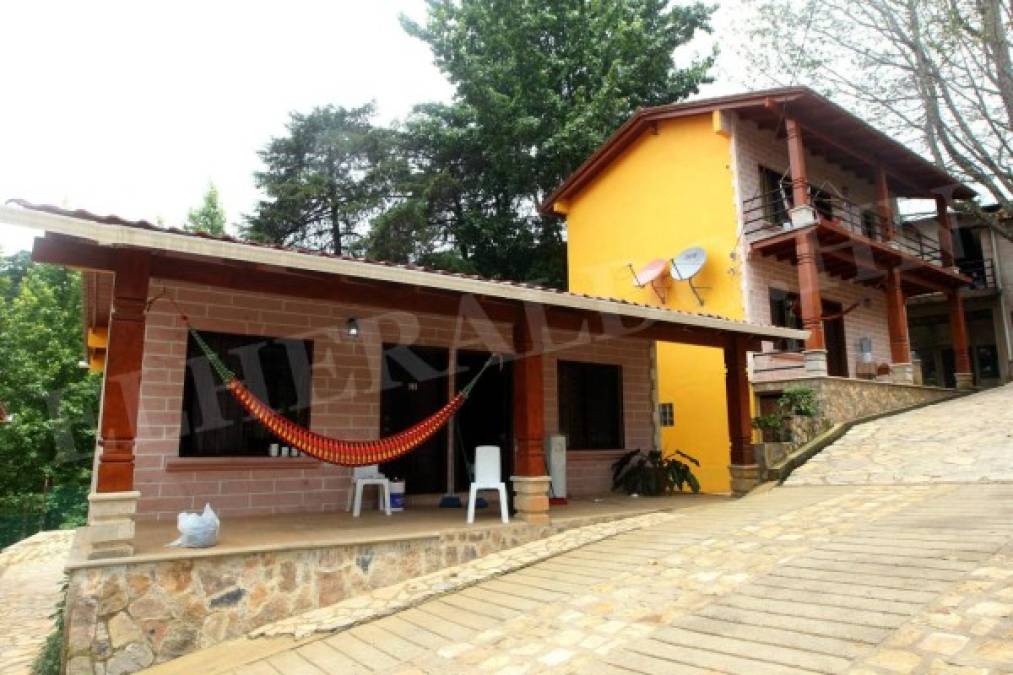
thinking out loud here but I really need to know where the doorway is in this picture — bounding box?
[822,300,848,377]
[453,351,513,493]
[380,344,449,494]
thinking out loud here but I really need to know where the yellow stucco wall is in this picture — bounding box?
[564,113,742,492]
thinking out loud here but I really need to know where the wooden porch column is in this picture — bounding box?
[795,230,827,373]
[88,250,149,559]
[785,118,810,208]
[935,195,956,268]
[884,267,914,383]
[96,250,150,492]
[876,167,896,241]
[948,290,974,389]
[510,315,550,523]
[724,334,758,496]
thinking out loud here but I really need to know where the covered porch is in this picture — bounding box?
[3,201,804,564]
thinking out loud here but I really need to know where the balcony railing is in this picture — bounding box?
[742,185,946,267]
[958,258,998,290]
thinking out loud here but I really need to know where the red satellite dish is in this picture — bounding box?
[628,258,669,303]
[631,258,667,287]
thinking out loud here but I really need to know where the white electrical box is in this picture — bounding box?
[546,434,567,500]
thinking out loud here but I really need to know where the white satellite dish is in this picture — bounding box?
[669,247,708,306]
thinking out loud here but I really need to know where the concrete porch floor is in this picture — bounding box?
[69,492,727,568]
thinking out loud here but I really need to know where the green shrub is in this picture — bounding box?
[611,449,700,496]
[31,577,68,675]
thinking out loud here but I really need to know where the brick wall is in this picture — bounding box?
[540,329,654,496]
[132,280,655,519]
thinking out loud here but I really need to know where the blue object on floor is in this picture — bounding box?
[475,496,488,508]
[438,495,462,508]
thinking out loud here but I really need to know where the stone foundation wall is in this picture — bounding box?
[63,513,626,673]
[753,376,957,425]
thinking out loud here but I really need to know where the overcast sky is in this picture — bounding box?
[0,0,743,254]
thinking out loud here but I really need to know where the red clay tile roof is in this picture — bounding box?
[541,86,975,213]
[9,199,781,330]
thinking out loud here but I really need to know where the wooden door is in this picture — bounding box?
[822,300,848,377]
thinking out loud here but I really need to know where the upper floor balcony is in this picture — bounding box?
[742,182,972,296]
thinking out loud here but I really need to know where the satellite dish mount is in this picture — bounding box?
[670,247,709,307]
[628,259,669,303]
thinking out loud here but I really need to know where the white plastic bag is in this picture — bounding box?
[167,503,220,548]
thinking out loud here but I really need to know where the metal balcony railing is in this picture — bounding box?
[742,185,946,267]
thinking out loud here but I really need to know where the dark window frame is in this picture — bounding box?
[179,330,314,457]
[557,360,624,450]
[759,165,833,224]
[768,288,804,353]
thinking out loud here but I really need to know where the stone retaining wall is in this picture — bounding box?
[753,376,957,426]
[63,513,631,674]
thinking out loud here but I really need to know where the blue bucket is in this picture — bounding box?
[390,480,405,511]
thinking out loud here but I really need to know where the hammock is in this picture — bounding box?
[157,296,498,467]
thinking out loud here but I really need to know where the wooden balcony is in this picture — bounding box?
[743,186,971,296]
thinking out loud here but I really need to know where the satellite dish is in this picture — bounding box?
[670,247,707,281]
[631,258,667,287]
[669,247,708,306]
[627,258,670,303]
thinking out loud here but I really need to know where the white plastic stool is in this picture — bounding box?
[347,465,392,517]
[467,445,509,524]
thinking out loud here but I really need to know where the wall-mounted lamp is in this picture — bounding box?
[346,318,360,339]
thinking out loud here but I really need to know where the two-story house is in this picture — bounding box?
[542,87,976,493]
[905,209,1013,388]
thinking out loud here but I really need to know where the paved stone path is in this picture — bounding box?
[786,383,1013,485]
[0,530,75,675]
[148,384,1013,674]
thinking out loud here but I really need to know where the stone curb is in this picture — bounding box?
[250,510,679,640]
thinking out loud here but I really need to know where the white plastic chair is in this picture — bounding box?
[467,445,509,524]
[347,465,391,517]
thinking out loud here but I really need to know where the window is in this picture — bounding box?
[759,165,833,225]
[759,166,792,226]
[179,331,313,457]
[658,403,674,427]
[557,361,623,450]
[768,289,804,352]
[860,209,878,239]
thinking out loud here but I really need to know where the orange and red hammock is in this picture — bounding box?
[173,303,497,467]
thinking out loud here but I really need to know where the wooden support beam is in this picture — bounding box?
[511,318,545,477]
[884,267,912,364]
[876,166,896,241]
[723,334,754,468]
[785,118,810,207]
[96,250,150,492]
[794,231,825,350]
[948,290,972,375]
[935,195,956,268]
[32,235,115,271]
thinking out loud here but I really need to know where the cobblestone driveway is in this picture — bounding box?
[150,386,1013,674]
[787,383,1013,485]
[0,530,75,675]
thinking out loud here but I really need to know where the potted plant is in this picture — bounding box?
[611,449,700,496]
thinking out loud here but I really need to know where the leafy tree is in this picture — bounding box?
[244,103,387,255]
[370,0,715,286]
[741,0,1012,236]
[250,2,714,286]
[0,257,98,544]
[185,182,227,236]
